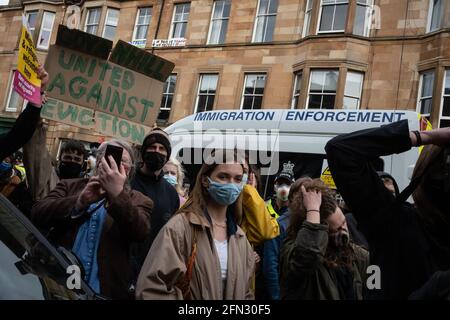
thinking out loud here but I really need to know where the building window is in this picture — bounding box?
[291,72,303,109]
[302,0,313,38]
[252,0,278,43]
[195,74,219,113]
[85,8,101,35]
[158,74,177,121]
[207,0,231,45]
[307,69,338,109]
[133,7,152,42]
[241,73,267,110]
[170,3,190,39]
[318,0,348,33]
[353,0,373,36]
[343,71,364,109]
[103,8,119,40]
[427,0,443,33]
[37,11,55,50]
[417,71,435,120]
[5,71,20,112]
[26,11,38,37]
[439,69,450,128]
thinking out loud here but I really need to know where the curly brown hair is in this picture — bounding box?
[285,178,355,268]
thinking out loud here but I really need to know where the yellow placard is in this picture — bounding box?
[17,24,41,87]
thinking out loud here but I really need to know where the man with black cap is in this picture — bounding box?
[130,127,180,285]
[266,161,295,219]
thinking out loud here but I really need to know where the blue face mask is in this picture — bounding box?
[0,162,12,172]
[242,173,249,185]
[207,177,243,206]
[163,174,178,186]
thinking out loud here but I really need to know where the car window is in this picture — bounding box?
[0,196,89,300]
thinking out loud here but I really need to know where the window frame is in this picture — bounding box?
[157,74,177,121]
[240,73,267,110]
[207,0,231,45]
[426,0,443,33]
[317,0,349,34]
[438,69,450,127]
[194,74,219,113]
[306,69,339,110]
[416,70,435,119]
[343,71,364,110]
[252,0,278,43]
[5,70,20,112]
[302,0,313,38]
[84,7,102,36]
[25,11,39,37]
[132,7,152,42]
[353,0,373,37]
[169,2,191,39]
[291,72,303,109]
[36,11,55,50]
[102,8,120,41]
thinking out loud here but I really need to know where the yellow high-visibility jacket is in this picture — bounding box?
[240,185,280,246]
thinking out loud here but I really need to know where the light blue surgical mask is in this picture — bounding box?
[163,174,178,186]
[207,177,243,206]
[0,162,12,172]
[242,173,249,185]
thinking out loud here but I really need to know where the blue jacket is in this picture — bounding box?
[262,210,291,300]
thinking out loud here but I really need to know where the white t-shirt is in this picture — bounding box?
[214,239,228,280]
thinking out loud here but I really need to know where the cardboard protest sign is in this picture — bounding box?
[41,97,95,130]
[14,15,41,105]
[44,25,175,144]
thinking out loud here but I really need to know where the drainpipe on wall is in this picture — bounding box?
[152,0,166,54]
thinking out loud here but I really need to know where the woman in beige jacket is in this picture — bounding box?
[136,151,255,300]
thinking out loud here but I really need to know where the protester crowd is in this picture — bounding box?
[1,66,450,300]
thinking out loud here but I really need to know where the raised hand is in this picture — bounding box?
[301,185,322,224]
[97,155,127,199]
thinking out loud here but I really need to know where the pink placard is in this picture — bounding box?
[13,70,41,105]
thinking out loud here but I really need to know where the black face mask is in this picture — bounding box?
[143,151,166,172]
[58,161,83,179]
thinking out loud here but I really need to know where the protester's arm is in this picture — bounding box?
[287,221,328,277]
[136,217,187,300]
[31,180,79,228]
[0,66,48,161]
[410,126,450,146]
[263,236,282,300]
[241,184,280,246]
[106,189,152,242]
[325,120,412,234]
[287,187,327,275]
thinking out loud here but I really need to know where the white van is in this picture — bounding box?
[165,109,428,199]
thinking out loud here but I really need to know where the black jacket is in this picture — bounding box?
[325,120,442,299]
[130,168,180,276]
[0,103,41,161]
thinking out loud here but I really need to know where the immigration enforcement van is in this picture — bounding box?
[165,109,429,199]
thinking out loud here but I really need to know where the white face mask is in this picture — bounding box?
[275,184,290,201]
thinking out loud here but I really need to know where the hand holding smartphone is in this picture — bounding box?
[105,145,123,169]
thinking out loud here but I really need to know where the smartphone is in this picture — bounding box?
[105,145,123,168]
